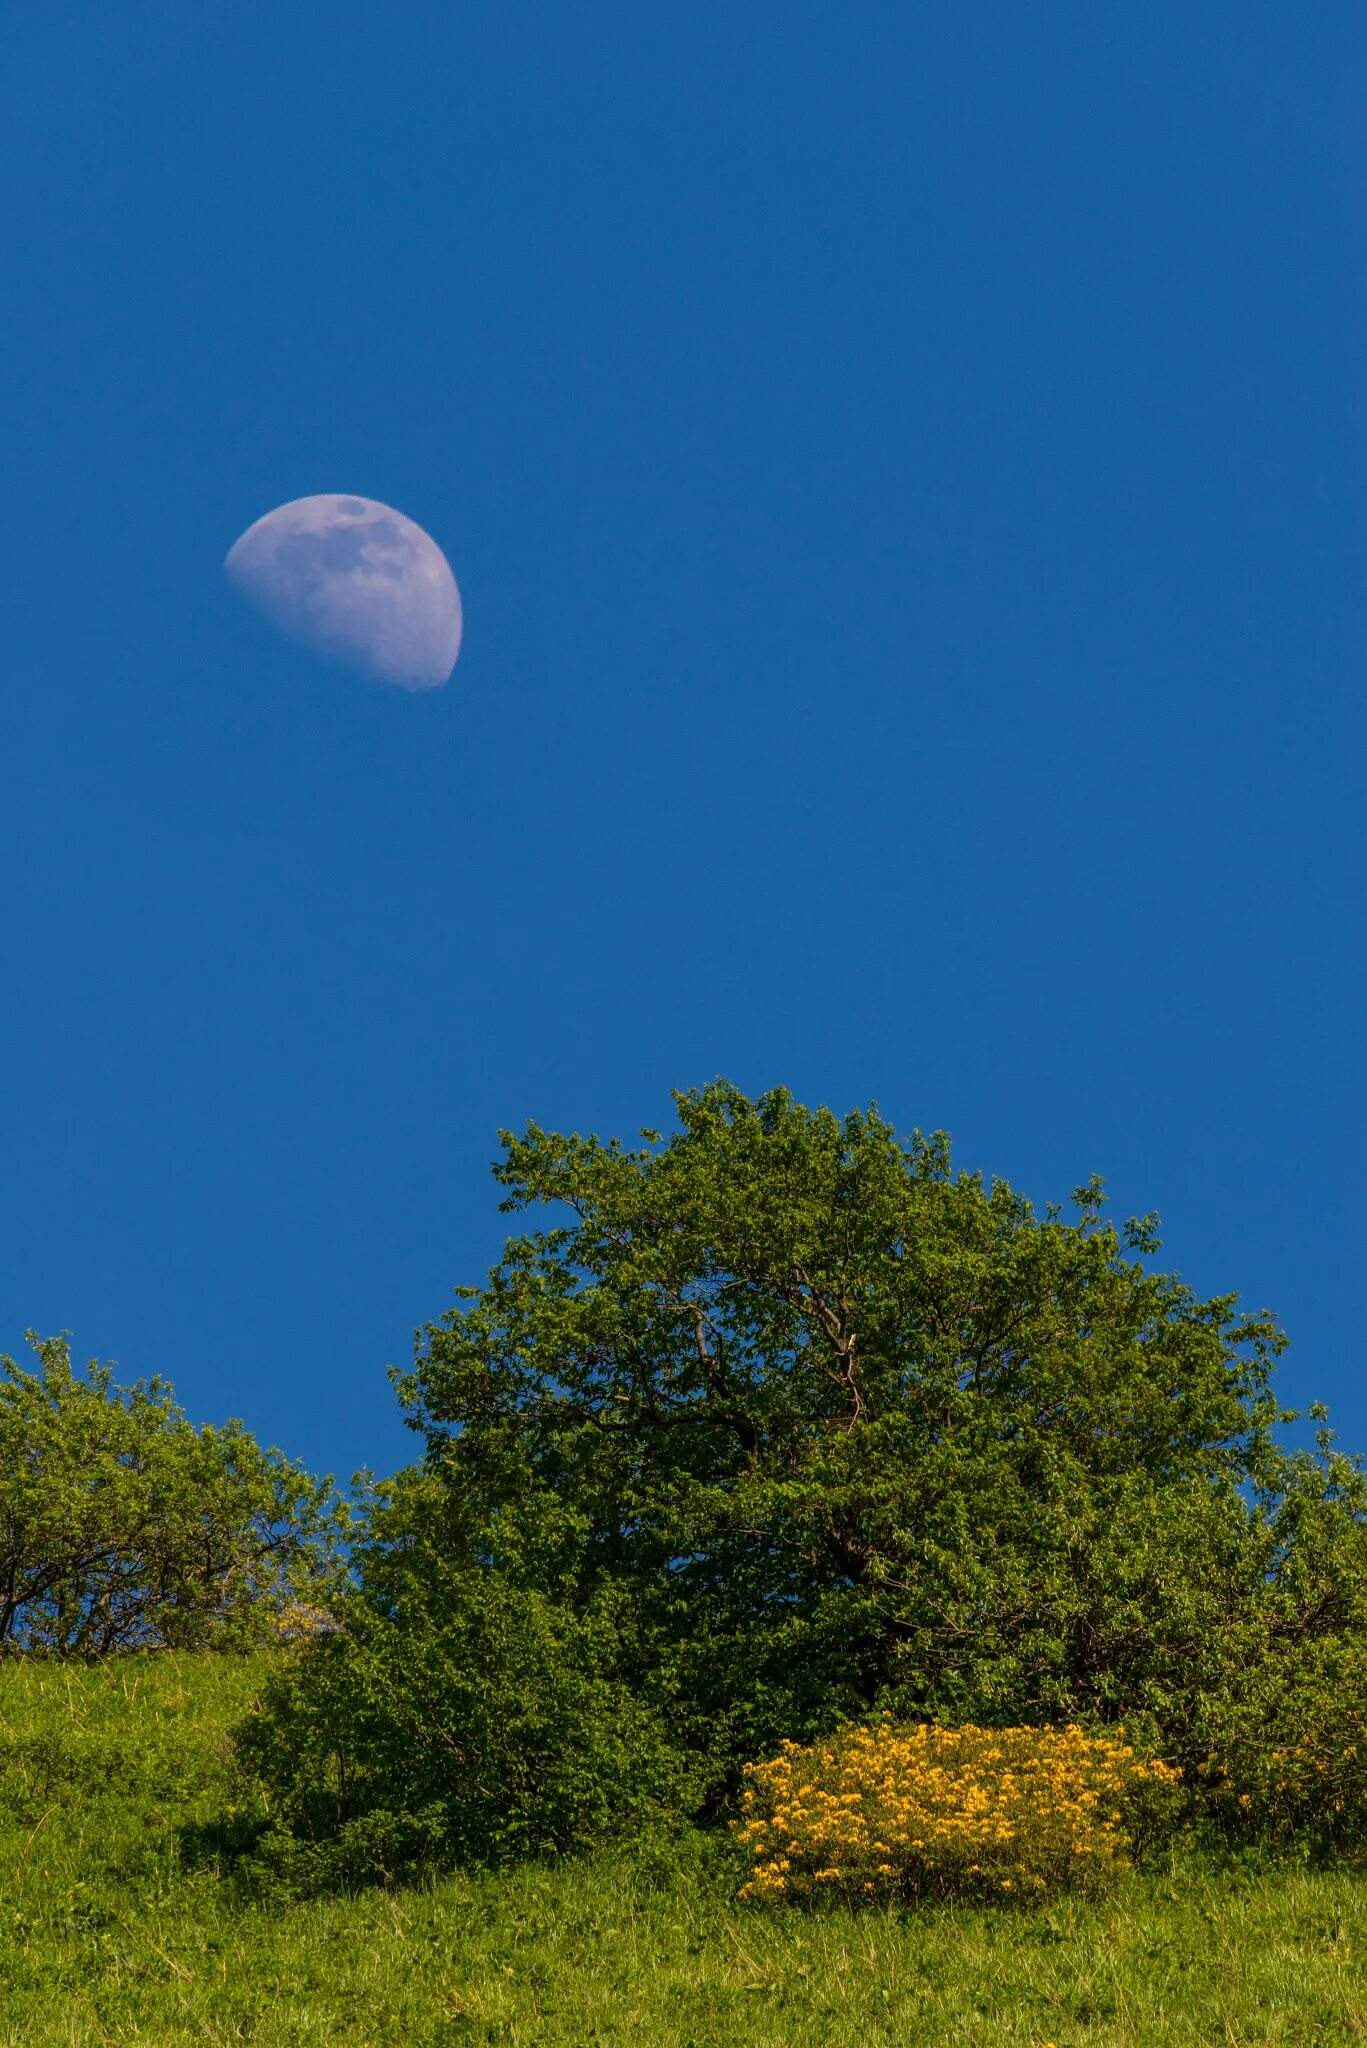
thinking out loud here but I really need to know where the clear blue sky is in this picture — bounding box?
[3,2,1362,1483]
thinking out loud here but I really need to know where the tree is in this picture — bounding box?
[247,1083,1367,1870]
[0,1335,337,1654]
[394,1082,1299,1758]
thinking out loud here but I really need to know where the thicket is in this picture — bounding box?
[235,1082,1367,1887]
[0,1334,338,1654]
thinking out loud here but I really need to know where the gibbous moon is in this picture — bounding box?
[225,494,462,690]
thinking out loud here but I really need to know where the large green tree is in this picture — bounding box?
[247,1084,1367,1871]
[394,1083,1300,1750]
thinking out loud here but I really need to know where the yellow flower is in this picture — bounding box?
[734,1717,1171,1908]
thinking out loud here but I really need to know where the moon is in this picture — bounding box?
[225,494,462,689]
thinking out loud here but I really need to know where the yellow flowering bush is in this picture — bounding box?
[735,1719,1180,1904]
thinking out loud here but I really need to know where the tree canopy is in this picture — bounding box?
[395,1083,1295,1743]
[0,1335,338,1655]
[245,1083,1367,1873]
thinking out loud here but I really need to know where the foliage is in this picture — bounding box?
[242,1081,1367,1865]
[1181,1425,1367,1847]
[235,1468,698,1886]
[4,1653,1367,2046]
[735,1719,1182,1905]
[0,1333,338,1654]
[382,1081,1355,1782]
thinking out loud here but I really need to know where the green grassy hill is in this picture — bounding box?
[2,1652,1366,2046]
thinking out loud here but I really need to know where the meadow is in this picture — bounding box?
[3,1651,1367,2047]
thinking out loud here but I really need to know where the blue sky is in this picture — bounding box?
[3,2,1362,1482]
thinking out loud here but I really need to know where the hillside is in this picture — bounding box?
[2,1652,1366,2045]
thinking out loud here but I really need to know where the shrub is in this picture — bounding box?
[1160,1431,1367,1850]
[1196,1643,1367,1852]
[734,1719,1181,1904]
[235,1472,699,1885]
[0,1335,340,1655]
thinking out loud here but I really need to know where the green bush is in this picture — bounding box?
[236,1472,699,1887]
[1176,1430,1367,1851]
[0,1334,340,1655]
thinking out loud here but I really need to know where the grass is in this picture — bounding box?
[2,1654,1367,2044]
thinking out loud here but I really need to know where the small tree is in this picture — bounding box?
[0,1335,337,1655]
